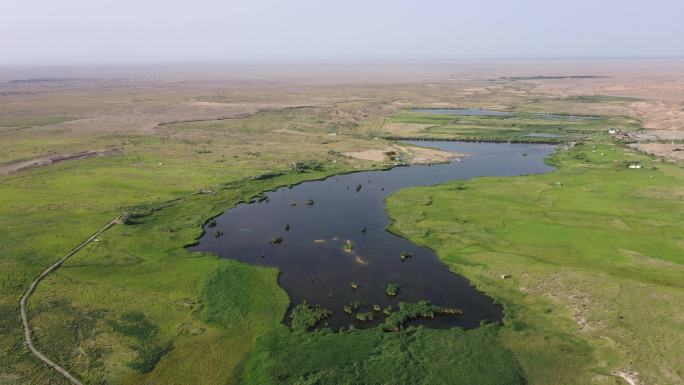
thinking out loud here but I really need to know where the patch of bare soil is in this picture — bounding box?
[614,369,641,385]
[393,143,463,164]
[529,60,684,157]
[343,143,463,165]
[343,149,388,162]
[0,149,121,175]
[630,143,684,161]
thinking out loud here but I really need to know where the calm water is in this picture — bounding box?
[190,141,555,330]
[412,108,513,116]
[412,108,598,121]
[526,132,562,138]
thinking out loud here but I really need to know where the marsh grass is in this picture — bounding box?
[355,312,374,322]
[109,311,173,373]
[3,95,670,385]
[242,324,525,385]
[385,283,398,296]
[381,301,443,331]
[289,302,333,332]
[384,110,640,143]
[400,251,413,261]
[387,142,684,384]
[3,106,377,384]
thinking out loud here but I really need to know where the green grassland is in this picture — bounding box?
[2,90,680,385]
[0,106,391,384]
[387,143,684,384]
[1,104,540,385]
[382,110,640,143]
[241,325,524,385]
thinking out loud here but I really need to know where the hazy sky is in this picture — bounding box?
[2,0,683,65]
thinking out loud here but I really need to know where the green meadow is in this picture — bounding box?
[0,107,383,384]
[387,142,684,384]
[383,109,640,143]
[2,100,682,385]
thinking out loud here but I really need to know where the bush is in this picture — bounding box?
[356,312,374,322]
[381,301,444,331]
[289,302,332,331]
[293,161,324,172]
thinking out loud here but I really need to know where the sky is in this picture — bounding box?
[1,0,683,65]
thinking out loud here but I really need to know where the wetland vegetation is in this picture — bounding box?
[190,140,554,330]
[2,70,682,385]
[382,108,640,143]
[388,142,684,385]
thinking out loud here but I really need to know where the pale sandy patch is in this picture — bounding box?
[343,149,388,162]
[393,143,464,164]
[614,369,641,385]
[630,143,684,161]
[343,144,463,165]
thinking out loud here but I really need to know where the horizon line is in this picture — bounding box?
[2,55,684,69]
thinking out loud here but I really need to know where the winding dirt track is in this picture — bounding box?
[19,214,125,385]
[19,189,205,384]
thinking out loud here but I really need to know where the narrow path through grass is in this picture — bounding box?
[20,215,123,385]
[19,191,202,384]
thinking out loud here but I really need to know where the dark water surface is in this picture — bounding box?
[412,108,513,116]
[412,108,598,121]
[191,141,555,330]
[526,132,562,138]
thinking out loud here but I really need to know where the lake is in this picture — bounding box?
[411,108,598,121]
[190,141,556,330]
[411,108,513,116]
